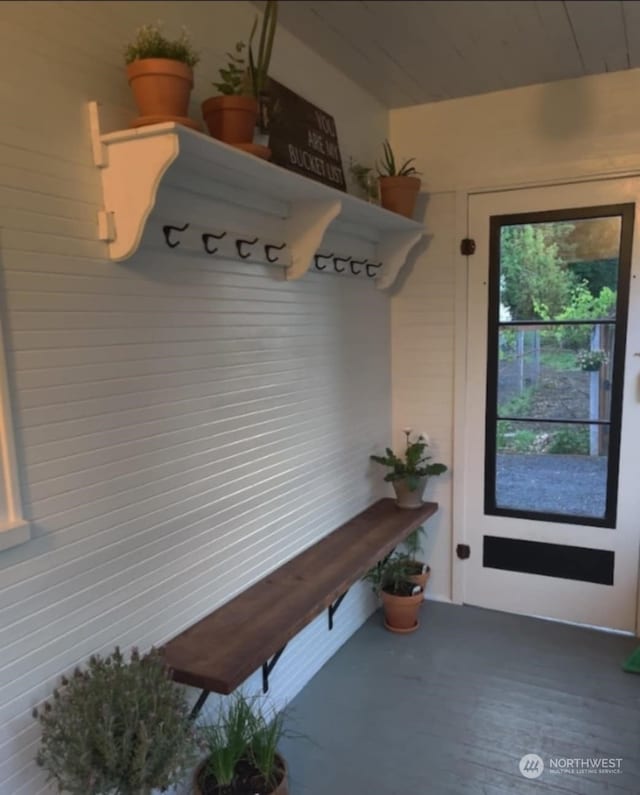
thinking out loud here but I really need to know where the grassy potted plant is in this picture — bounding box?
[33,646,196,795]
[404,525,431,590]
[194,692,289,795]
[202,0,277,153]
[370,428,447,509]
[125,23,201,130]
[365,553,424,633]
[377,139,421,218]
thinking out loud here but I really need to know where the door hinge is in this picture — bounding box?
[456,544,471,560]
[460,238,476,256]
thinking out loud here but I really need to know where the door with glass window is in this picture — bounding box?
[463,179,640,632]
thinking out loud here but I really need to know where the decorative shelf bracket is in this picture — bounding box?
[285,199,342,280]
[328,589,350,630]
[375,230,425,290]
[88,101,425,289]
[89,102,179,261]
[262,644,288,694]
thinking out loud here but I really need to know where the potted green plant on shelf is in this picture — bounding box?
[33,646,196,795]
[349,157,379,203]
[576,349,608,372]
[194,692,289,795]
[365,553,424,633]
[370,428,447,509]
[125,23,201,130]
[376,139,421,218]
[202,0,277,156]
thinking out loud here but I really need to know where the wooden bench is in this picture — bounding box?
[163,498,438,715]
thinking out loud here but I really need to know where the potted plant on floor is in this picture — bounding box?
[404,525,431,590]
[370,428,448,509]
[125,23,201,130]
[34,646,196,795]
[202,0,277,156]
[194,692,289,794]
[377,139,421,218]
[365,553,424,633]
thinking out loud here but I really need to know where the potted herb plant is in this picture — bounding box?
[194,692,289,795]
[365,553,424,633]
[125,23,201,130]
[377,139,421,218]
[370,428,448,509]
[202,1,277,153]
[349,157,379,203]
[404,525,431,590]
[33,646,196,795]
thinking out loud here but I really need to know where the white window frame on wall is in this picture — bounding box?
[0,244,28,551]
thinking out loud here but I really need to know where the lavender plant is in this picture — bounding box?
[33,647,196,795]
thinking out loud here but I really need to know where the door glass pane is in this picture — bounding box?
[499,216,621,322]
[486,205,631,527]
[497,323,614,422]
[495,420,609,519]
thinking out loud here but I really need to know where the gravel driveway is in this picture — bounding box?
[496,453,607,518]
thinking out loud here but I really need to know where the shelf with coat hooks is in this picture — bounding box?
[154,219,387,281]
[88,101,426,290]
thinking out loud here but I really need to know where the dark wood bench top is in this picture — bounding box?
[164,498,438,694]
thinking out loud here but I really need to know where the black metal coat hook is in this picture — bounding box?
[264,242,287,263]
[202,231,227,255]
[333,256,351,273]
[314,252,334,271]
[366,261,383,278]
[236,237,259,260]
[163,223,190,249]
[350,258,367,276]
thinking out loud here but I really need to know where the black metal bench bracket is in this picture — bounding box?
[262,644,287,693]
[189,689,211,721]
[328,589,349,630]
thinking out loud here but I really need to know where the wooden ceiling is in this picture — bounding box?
[266,1,639,108]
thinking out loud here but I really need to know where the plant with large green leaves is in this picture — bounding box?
[370,429,447,492]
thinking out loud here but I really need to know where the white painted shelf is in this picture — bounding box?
[89,102,425,290]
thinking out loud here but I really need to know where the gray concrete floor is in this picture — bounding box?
[280,602,640,794]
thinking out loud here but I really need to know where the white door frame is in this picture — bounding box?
[450,171,640,635]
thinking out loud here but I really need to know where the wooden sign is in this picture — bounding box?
[263,79,346,192]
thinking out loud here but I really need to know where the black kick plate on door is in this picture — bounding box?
[483,536,614,585]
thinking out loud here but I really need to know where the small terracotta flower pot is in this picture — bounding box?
[193,754,289,795]
[392,477,428,509]
[381,588,423,633]
[379,175,421,218]
[202,95,258,144]
[407,563,431,591]
[127,58,194,123]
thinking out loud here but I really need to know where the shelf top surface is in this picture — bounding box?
[101,122,426,235]
[162,498,438,693]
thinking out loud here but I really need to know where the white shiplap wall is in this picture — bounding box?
[0,2,389,793]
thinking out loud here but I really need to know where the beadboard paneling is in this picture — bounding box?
[0,2,389,792]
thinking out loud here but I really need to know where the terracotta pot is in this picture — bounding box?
[127,58,194,122]
[193,754,289,795]
[407,562,431,590]
[381,588,423,633]
[379,175,421,218]
[392,477,428,509]
[202,95,258,144]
